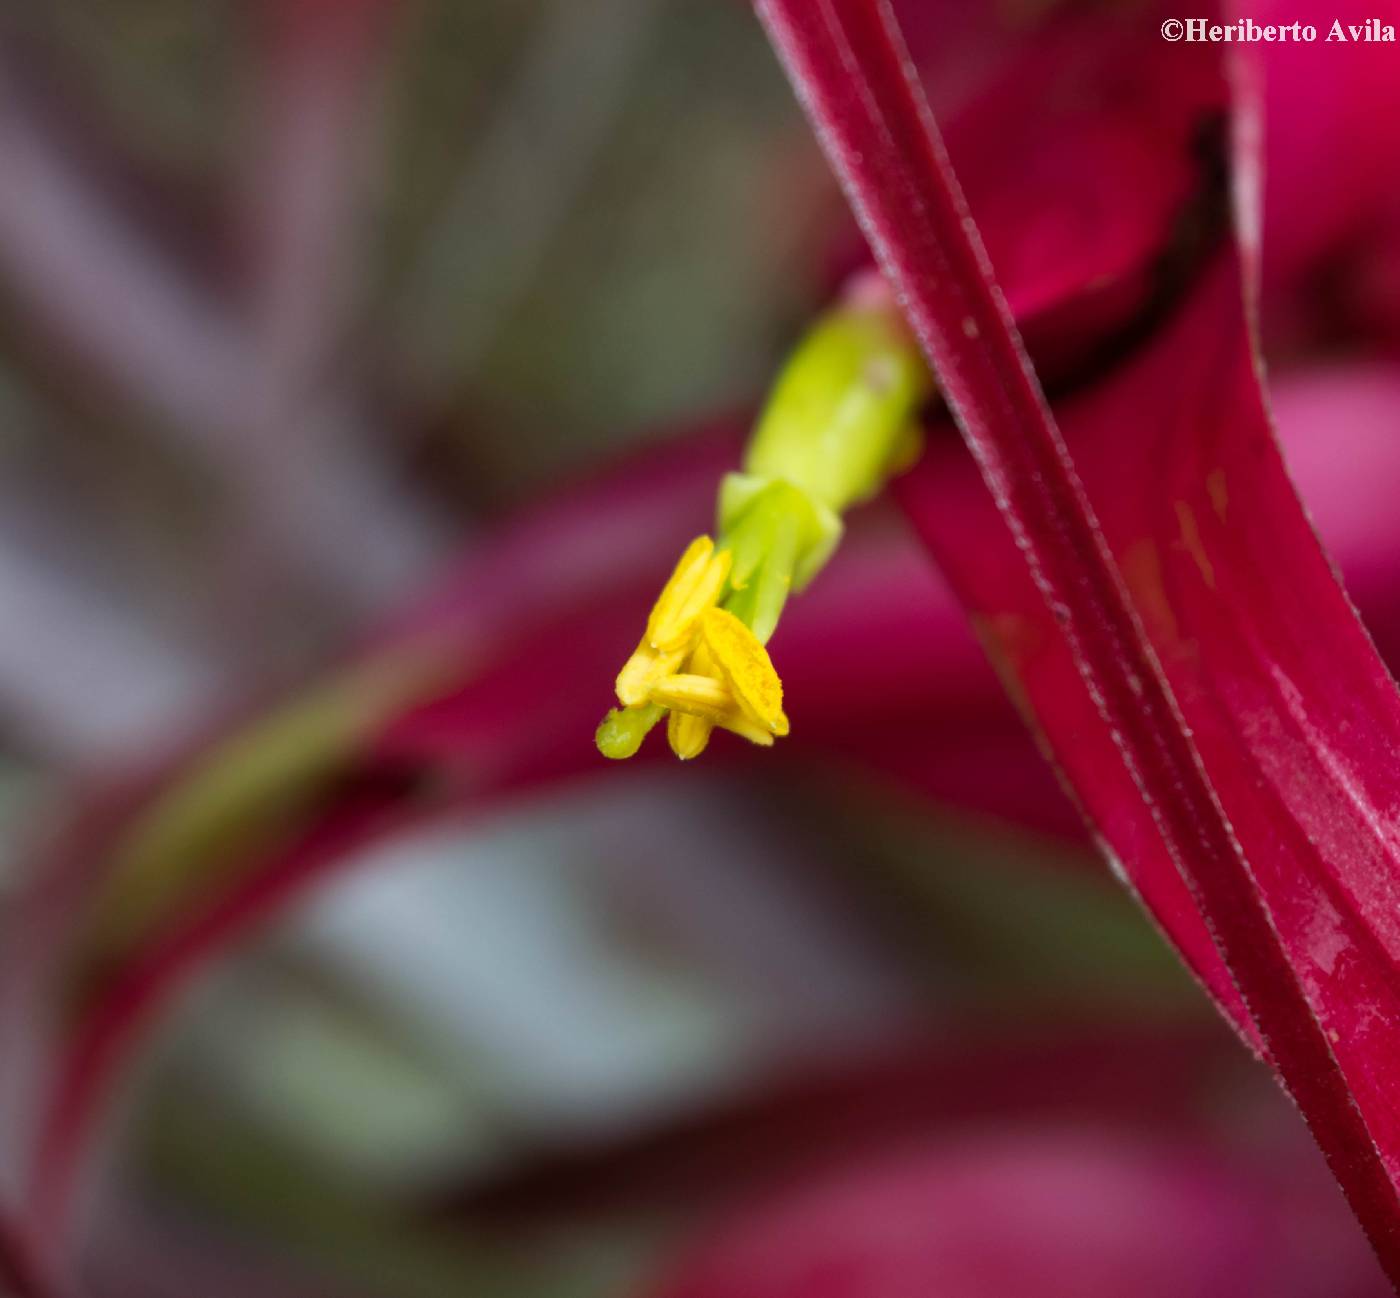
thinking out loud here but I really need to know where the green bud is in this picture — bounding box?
[742,291,930,515]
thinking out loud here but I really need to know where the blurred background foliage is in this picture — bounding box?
[40,0,827,496]
[0,2,1369,1296]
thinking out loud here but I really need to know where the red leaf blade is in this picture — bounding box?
[754,0,1400,1276]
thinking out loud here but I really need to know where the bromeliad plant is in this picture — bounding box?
[8,0,1400,1293]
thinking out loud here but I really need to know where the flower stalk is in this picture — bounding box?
[597,274,929,760]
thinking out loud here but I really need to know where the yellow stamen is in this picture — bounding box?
[616,534,733,708]
[615,640,686,708]
[699,607,789,735]
[659,640,780,755]
[650,672,732,721]
[668,709,712,760]
[716,712,778,747]
[646,536,733,653]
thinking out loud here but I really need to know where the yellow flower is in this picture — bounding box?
[603,537,789,761]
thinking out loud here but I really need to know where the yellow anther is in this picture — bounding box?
[615,640,686,708]
[646,536,733,653]
[668,709,713,761]
[657,638,782,758]
[616,534,733,709]
[650,672,733,721]
[716,712,779,747]
[699,607,788,735]
[666,639,717,759]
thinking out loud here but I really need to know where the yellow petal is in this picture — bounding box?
[699,606,787,733]
[647,537,732,652]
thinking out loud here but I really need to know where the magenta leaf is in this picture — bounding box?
[754,0,1400,1278]
[645,1130,1377,1298]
